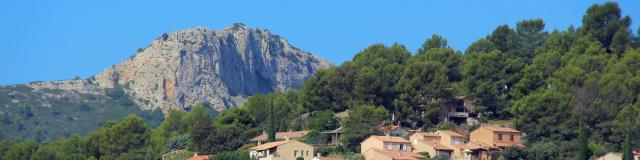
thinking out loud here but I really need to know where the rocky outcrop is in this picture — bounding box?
[28,23,333,112]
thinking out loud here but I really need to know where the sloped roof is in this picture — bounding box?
[366,135,411,144]
[249,140,293,151]
[437,130,464,137]
[494,142,525,148]
[250,131,310,142]
[411,132,440,138]
[322,127,343,134]
[420,140,453,151]
[369,149,426,160]
[187,155,209,160]
[480,126,520,133]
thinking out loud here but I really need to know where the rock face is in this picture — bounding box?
[29,23,332,112]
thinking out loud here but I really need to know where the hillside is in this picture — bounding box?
[0,24,332,142]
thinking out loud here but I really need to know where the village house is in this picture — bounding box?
[360,135,426,160]
[441,96,476,125]
[249,139,315,160]
[410,130,493,160]
[320,127,343,146]
[469,125,524,149]
[250,131,310,145]
[379,121,410,137]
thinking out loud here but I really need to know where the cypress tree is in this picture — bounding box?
[622,129,633,160]
[267,97,276,142]
[578,112,588,160]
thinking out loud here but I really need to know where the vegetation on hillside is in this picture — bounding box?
[0,2,639,160]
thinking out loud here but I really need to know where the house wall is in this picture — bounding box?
[470,128,494,145]
[276,141,315,160]
[383,142,412,151]
[493,131,522,146]
[363,150,393,160]
[360,137,384,154]
[411,141,438,158]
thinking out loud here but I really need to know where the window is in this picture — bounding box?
[306,150,309,156]
[294,150,297,157]
[386,143,393,150]
[510,134,514,141]
[399,144,405,151]
[498,134,503,140]
[453,137,463,144]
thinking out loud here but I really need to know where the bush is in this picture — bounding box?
[166,135,189,151]
[431,153,450,160]
[212,151,250,160]
[501,147,526,159]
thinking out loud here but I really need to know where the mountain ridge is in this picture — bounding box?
[26,23,333,113]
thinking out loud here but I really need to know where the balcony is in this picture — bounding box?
[448,111,469,118]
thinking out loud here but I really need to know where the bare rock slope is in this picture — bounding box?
[30,23,333,112]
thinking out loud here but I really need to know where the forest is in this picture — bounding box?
[1,2,639,160]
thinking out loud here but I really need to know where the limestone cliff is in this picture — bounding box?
[28,23,333,112]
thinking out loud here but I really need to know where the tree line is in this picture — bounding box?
[1,2,639,160]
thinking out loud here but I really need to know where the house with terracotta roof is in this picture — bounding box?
[360,135,426,160]
[469,125,524,149]
[410,130,493,160]
[378,122,410,136]
[250,131,310,145]
[249,139,315,160]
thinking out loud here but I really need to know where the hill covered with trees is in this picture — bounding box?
[1,2,639,160]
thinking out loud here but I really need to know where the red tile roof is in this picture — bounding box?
[480,126,520,133]
[494,142,525,148]
[187,155,209,160]
[379,124,401,132]
[369,149,427,160]
[420,140,453,151]
[437,130,464,137]
[249,140,294,151]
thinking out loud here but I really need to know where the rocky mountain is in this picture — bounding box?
[28,23,333,113]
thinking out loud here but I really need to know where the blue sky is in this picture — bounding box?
[1,0,639,85]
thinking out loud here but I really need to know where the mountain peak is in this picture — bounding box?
[85,24,333,112]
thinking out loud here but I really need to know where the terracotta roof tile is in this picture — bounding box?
[369,149,426,160]
[494,142,525,148]
[420,141,453,151]
[187,155,209,160]
[249,140,293,151]
[437,130,463,137]
[481,126,520,133]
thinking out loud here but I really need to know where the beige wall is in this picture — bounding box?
[360,137,384,154]
[276,141,315,160]
[363,150,393,160]
[493,131,522,145]
[411,141,438,158]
